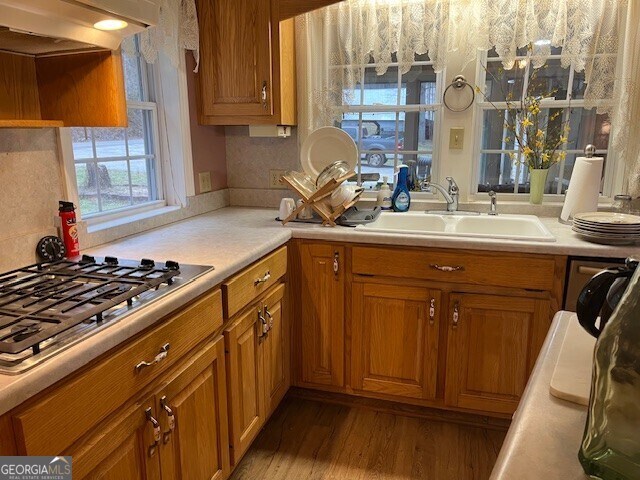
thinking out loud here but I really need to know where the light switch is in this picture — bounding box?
[449,128,464,149]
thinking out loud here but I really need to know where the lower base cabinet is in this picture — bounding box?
[444,293,551,414]
[70,336,229,480]
[351,282,440,400]
[225,283,287,465]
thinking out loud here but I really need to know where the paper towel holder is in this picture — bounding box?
[558,144,600,225]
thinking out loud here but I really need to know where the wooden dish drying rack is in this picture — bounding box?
[280,171,362,226]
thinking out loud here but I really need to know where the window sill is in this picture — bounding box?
[86,205,182,234]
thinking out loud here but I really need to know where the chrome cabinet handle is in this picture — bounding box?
[333,252,339,276]
[254,271,271,286]
[452,301,460,329]
[135,343,170,373]
[145,407,161,457]
[264,305,273,330]
[258,309,269,337]
[429,298,436,325]
[262,81,268,109]
[430,264,465,272]
[160,396,175,444]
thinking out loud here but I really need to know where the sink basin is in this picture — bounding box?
[356,212,556,242]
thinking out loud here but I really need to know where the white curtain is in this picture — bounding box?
[122,0,200,72]
[610,0,640,196]
[296,0,631,180]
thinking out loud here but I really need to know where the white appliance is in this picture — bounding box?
[0,0,158,51]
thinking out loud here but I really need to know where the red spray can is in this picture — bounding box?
[58,201,80,258]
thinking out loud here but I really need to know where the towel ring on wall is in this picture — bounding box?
[443,75,475,112]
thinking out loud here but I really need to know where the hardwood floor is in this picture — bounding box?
[230,396,507,480]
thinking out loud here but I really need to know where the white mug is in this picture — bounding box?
[279,198,296,220]
[297,199,313,219]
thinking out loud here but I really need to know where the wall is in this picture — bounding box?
[226,126,299,207]
[186,55,228,194]
[0,129,63,271]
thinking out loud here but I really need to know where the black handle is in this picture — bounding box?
[576,267,632,338]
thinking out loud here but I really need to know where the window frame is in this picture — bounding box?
[471,49,619,202]
[61,45,167,223]
[331,57,445,189]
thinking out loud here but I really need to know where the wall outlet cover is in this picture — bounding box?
[449,127,464,150]
[198,171,212,193]
[269,169,288,189]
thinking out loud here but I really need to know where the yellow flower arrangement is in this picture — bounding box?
[477,44,572,171]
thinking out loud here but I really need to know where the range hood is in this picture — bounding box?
[0,0,158,53]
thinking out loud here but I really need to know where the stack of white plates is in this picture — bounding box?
[572,212,640,245]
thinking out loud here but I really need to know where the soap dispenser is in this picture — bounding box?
[377,176,392,210]
[392,165,411,212]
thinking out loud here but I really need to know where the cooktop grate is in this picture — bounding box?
[0,256,181,355]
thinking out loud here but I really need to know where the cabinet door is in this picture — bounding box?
[299,243,345,387]
[444,293,550,414]
[224,306,265,465]
[197,0,273,117]
[352,283,440,400]
[157,337,230,480]
[262,283,289,416]
[68,396,161,480]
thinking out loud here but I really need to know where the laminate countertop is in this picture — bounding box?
[0,207,637,416]
[490,311,590,480]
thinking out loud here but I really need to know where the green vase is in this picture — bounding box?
[529,168,549,205]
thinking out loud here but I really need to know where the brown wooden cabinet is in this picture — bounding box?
[224,304,266,465]
[297,242,345,388]
[262,284,289,416]
[224,282,288,465]
[444,293,550,415]
[156,336,230,480]
[0,49,127,128]
[196,0,296,125]
[351,283,440,400]
[69,396,161,480]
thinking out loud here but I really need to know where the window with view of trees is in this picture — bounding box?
[477,46,614,196]
[71,37,161,216]
[336,53,440,189]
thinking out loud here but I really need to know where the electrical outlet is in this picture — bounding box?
[269,169,288,189]
[198,171,212,193]
[449,127,464,149]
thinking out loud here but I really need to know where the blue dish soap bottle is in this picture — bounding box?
[392,164,411,212]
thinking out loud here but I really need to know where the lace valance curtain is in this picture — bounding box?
[122,0,200,71]
[297,0,636,192]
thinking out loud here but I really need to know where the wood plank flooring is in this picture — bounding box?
[230,397,507,480]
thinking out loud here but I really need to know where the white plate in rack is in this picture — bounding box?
[300,127,358,179]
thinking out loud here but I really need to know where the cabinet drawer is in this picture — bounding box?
[352,246,557,291]
[13,289,223,455]
[223,247,287,318]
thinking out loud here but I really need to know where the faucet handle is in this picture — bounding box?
[445,176,458,194]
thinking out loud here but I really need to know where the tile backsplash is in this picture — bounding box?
[0,129,62,271]
[225,126,300,207]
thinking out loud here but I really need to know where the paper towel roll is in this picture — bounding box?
[560,156,604,222]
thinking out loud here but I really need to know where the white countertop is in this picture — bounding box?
[490,311,590,480]
[0,207,636,416]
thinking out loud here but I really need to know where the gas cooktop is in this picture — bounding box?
[0,255,213,374]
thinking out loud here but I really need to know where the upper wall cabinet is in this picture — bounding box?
[0,42,127,128]
[195,0,296,126]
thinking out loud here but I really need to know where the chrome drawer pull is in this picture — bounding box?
[430,264,465,272]
[135,343,170,372]
[254,271,271,285]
